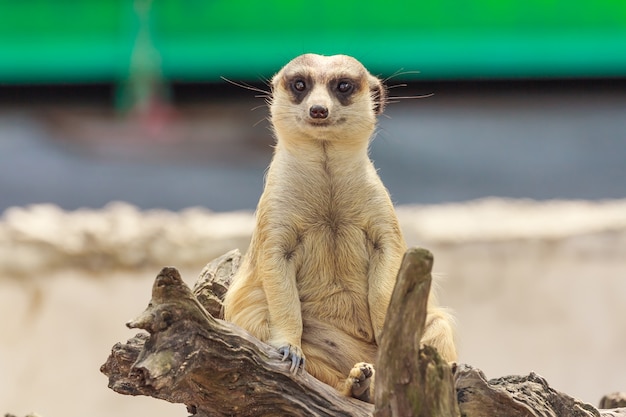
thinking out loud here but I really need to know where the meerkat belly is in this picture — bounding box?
[296,221,375,343]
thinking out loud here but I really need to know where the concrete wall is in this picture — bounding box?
[1,199,624,416]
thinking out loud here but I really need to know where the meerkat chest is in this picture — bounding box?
[276,160,381,287]
[292,177,376,338]
[283,158,375,239]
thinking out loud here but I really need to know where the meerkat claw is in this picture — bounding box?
[278,345,305,373]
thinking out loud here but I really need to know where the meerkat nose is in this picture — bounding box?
[309,105,329,119]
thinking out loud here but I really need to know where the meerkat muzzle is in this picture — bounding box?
[309,104,329,119]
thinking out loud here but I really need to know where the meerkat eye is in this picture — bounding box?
[337,81,353,93]
[292,79,306,92]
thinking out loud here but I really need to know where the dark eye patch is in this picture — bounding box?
[330,77,358,106]
[285,75,312,104]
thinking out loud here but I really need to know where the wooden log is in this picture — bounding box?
[455,364,626,417]
[600,393,626,409]
[100,266,374,417]
[192,248,241,318]
[101,250,626,417]
[374,247,460,417]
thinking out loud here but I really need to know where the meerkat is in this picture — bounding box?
[222,53,457,402]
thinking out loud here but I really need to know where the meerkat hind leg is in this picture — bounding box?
[422,307,458,362]
[341,362,374,403]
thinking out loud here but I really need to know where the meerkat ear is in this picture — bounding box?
[369,75,387,115]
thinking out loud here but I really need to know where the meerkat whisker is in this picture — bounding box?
[220,76,270,95]
[388,93,435,100]
[382,69,423,83]
[385,83,408,89]
[250,104,269,112]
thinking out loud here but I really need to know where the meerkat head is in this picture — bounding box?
[270,54,387,145]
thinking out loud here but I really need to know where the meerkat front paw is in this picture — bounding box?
[276,343,305,374]
[347,362,374,402]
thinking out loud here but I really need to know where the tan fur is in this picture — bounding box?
[223,53,457,402]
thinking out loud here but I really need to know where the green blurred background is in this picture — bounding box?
[2,0,626,84]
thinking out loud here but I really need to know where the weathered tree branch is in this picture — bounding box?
[101,265,374,417]
[101,249,626,417]
[455,365,626,417]
[192,249,240,319]
[374,248,459,417]
[600,393,626,410]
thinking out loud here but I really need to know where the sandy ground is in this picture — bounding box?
[1,199,625,416]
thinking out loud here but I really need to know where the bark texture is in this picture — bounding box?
[455,364,626,417]
[101,266,373,417]
[101,249,626,417]
[374,248,459,417]
[600,393,626,409]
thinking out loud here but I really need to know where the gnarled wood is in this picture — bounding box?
[454,364,626,417]
[600,393,626,409]
[101,266,373,417]
[192,248,240,318]
[101,249,626,417]
[374,248,460,417]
